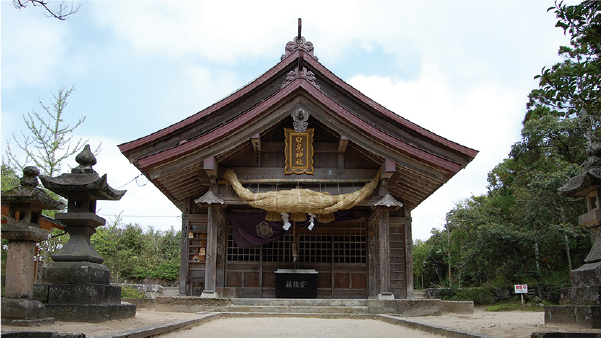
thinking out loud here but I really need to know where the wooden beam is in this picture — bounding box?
[217,194,382,207]
[203,156,217,185]
[215,141,252,164]
[148,162,202,180]
[158,171,202,187]
[379,159,396,196]
[251,133,261,152]
[250,134,261,168]
[338,135,349,169]
[261,141,339,153]
[218,167,378,181]
[381,159,396,180]
[338,135,349,154]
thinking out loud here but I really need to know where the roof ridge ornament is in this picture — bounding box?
[292,108,309,133]
[281,67,320,89]
[281,18,318,61]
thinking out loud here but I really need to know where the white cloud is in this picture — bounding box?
[1,0,578,240]
[90,1,293,63]
[73,135,182,231]
[1,3,68,89]
[347,65,524,240]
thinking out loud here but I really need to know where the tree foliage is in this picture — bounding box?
[1,164,21,192]
[529,1,600,142]
[414,1,599,296]
[5,86,90,178]
[91,216,181,283]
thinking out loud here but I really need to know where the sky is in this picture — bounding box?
[1,1,575,240]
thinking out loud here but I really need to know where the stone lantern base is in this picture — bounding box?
[33,261,136,323]
[545,262,601,328]
[1,299,54,327]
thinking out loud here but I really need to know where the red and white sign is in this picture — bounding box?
[514,284,528,294]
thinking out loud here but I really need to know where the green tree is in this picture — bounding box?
[415,1,598,297]
[529,1,600,143]
[1,163,20,192]
[5,86,89,178]
[2,86,96,279]
[92,216,181,283]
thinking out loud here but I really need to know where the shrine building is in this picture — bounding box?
[119,28,477,299]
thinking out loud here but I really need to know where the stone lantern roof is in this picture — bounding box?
[558,142,601,197]
[1,166,65,210]
[40,145,125,201]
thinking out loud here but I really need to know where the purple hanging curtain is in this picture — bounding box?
[230,213,287,248]
[229,210,364,248]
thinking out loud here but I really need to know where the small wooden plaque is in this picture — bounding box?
[284,128,314,175]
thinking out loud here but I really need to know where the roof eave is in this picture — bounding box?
[135,79,464,175]
[118,50,302,157]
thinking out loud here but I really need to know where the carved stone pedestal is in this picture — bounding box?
[30,145,136,322]
[1,167,65,327]
[547,154,601,329]
[1,299,54,327]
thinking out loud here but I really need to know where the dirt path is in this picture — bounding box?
[160,317,441,338]
[411,307,601,338]
[3,307,601,337]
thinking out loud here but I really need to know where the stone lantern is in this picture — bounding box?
[33,145,136,322]
[545,143,601,328]
[1,166,65,326]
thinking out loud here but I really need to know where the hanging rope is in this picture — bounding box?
[223,169,380,222]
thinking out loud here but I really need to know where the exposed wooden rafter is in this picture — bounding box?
[338,135,349,168]
[203,156,218,185]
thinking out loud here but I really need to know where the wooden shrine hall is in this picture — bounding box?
[119,24,477,300]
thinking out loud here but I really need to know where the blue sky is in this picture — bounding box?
[2,1,573,240]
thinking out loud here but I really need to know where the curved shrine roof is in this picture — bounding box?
[119,34,478,211]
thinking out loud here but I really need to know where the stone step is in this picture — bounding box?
[230,298,367,307]
[162,287,181,297]
[413,290,427,299]
[226,304,369,314]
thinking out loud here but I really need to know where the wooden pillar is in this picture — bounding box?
[179,198,190,295]
[215,209,226,290]
[378,209,394,299]
[201,206,218,298]
[179,218,188,294]
[201,156,219,298]
[405,218,414,299]
[367,218,378,298]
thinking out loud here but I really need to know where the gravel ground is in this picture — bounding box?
[3,307,601,338]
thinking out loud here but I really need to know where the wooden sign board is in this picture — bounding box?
[285,128,314,175]
[514,284,528,294]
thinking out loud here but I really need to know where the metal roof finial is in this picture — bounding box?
[281,18,317,61]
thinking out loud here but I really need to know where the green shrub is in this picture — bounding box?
[437,287,496,305]
[452,287,496,305]
[121,285,146,299]
[537,284,564,304]
[486,301,544,312]
[149,260,179,281]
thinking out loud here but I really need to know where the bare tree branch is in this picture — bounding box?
[11,0,81,20]
[4,86,94,177]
